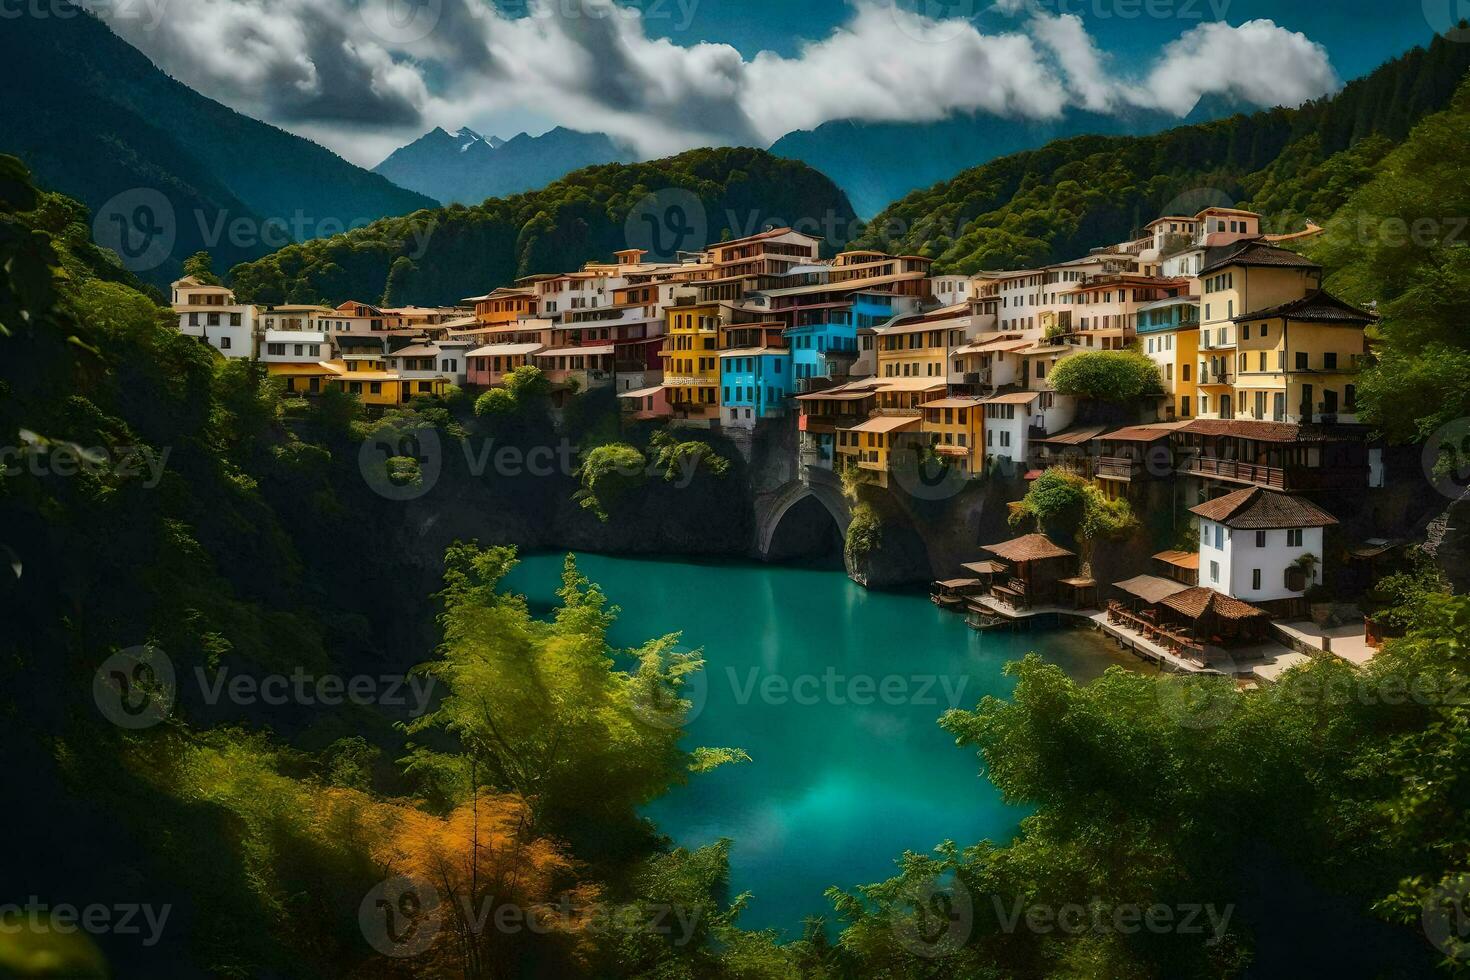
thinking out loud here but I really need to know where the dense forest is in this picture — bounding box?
[227,148,857,308]
[6,102,1470,971]
[848,31,1470,274]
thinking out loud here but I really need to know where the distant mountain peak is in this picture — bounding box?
[373,126,631,205]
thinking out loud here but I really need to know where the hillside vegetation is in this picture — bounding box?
[849,32,1470,273]
[0,3,435,287]
[228,148,856,307]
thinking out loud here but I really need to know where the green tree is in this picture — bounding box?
[573,443,647,521]
[182,250,221,285]
[1048,348,1163,403]
[404,546,744,832]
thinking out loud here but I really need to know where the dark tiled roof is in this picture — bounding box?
[1175,418,1307,442]
[1230,290,1377,325]
[1200,240,1320,275]
[1160,587,1271,621]
[1189,487,1339,529]
[983,533,1075,562]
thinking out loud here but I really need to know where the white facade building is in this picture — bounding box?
[171,276,257,358]
[1190,487,1337,603]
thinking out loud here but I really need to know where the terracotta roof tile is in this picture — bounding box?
[1189,487,1339,529]
[1160,587,1271,621]
[1231,290,1376,325]
[982,533,1075,562]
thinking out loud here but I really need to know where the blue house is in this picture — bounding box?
[788,291,901,384]
[720,348,794,428]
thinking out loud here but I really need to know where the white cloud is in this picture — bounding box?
[84,0,1342,168]
[1129,19,1340,116]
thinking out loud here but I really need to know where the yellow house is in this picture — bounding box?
[1231,291,1374,424]
[268,361,335,397]
[836,415,920,489]
[1137,295,1200,420]
[1195,242,1322,420]
[919,396,986,476]
[315,358,447,406]
[660,301,721,420]
[876,310,968,382]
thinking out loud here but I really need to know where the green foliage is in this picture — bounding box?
[649,429,732,483]
[182,251,221,285]
[474,386,517,418]
[573,443,647,521]
[1309,74,1470,443]
[229,147,856,306]
[405,546,739,831]
[1011,469,1137,547]
[1048,348,1163,403]
[844,502,881,568]
[503,363,551,401]
[850,34,1470,273]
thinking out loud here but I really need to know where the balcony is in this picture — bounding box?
[1180,455,1287,490]
[663,375,713,387]
[1095,456,1142,481]
[1198,367,1233,386]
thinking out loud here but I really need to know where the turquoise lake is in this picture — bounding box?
[502,553,1139,937]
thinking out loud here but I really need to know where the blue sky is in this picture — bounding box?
[94,0,1452,167]
[633,0,1436,78]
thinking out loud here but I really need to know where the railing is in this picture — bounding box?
[1096,456,1141,480]
[1198,367,1232,385]
[1180,455,1287,490]
[1106,602,1207,664]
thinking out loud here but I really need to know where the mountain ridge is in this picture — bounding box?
[0,2,436,287]
[373,126,632,206]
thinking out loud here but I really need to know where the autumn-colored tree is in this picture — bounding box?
[372,793,599,980]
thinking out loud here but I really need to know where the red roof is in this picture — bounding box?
[1189,487,1339,529]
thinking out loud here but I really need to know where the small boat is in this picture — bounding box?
[931,578,984,611]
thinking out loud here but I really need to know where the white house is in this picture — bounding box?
[171,276,256,358]
[1190,487,1338,604]
[259,330,330,365]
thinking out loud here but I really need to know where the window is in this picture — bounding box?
[1295,352,1308,370]
[1252,569,1262,590]
[1210,560,1220,583]
[230,313,242,327]
[1324,352,1337,370]
[1255,530,1267,548]
[267,343,285,356]
[220,337,231,349]
[1287,528,1304,547]
[1214,525,1224,550]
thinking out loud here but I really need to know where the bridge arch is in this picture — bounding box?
[756,479,852,560]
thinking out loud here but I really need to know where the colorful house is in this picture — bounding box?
[1191,487,1338,606]
[170,276,256,358]
[919,396,987,477]
[1231,291,1374,425]
[660,300,722,422]
[1137,295,1200,420]
[465,343,544,388]
[719,348,794,428]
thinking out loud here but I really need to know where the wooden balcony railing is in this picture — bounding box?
[1180,455,1287,490]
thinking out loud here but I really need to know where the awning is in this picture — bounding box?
[849,415,921,435]
[1114,575,1191,605]
[536,345,615,358]
[921,398,986,409]
[954,338,1031,356]
[618,385,667,399]
[872,377,947,393]
[982,391,1042,406]
[467,343,543,358]
[1153,550,1201,570]
[962,560,1006,576]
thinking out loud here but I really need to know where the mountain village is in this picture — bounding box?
[171,205,1399,683]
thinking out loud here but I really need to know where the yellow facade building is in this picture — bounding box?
[660,301,722,420]
[1232,292,1374,423]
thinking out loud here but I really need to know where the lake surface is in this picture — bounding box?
[503,553,1139,937]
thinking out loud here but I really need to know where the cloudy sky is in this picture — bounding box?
[89,0,1441,168]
